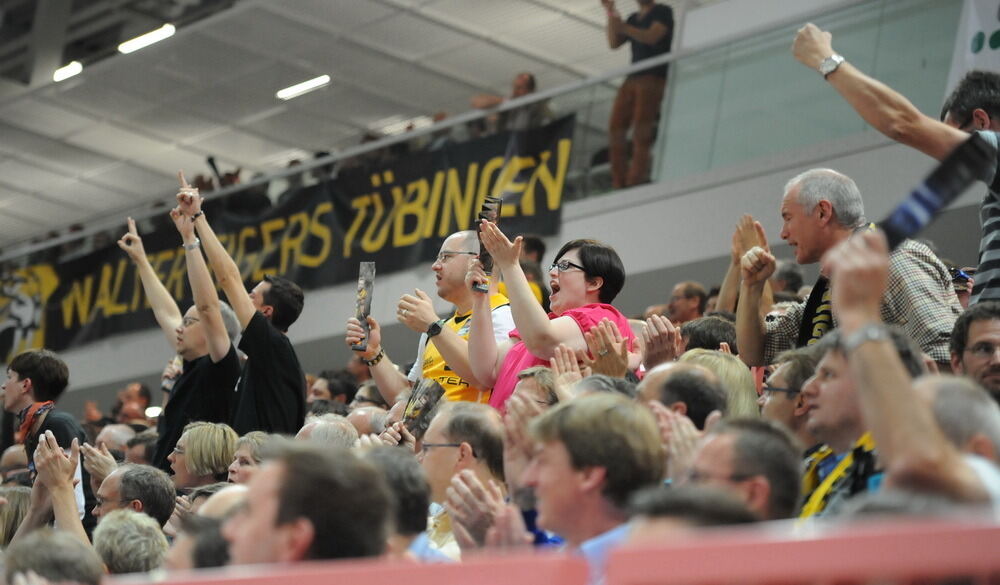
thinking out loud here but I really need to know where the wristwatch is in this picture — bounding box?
[426,319,445,338]
[819,54,845,79]
[842,323,891,354]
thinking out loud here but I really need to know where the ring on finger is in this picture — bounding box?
[401,309,408,317]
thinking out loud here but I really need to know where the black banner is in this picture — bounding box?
[0,115,574,361]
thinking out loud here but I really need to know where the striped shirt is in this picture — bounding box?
[764,238,962,364]
[973,131,1000,303]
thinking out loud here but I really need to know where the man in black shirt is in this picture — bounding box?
[2,349,97,532]
[177,174,306,436]
[603,0,674,188]
[117,210,241,473]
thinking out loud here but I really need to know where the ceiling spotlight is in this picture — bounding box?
[276,75,331,101]
[53,61,82,82]
[118,24,176,54]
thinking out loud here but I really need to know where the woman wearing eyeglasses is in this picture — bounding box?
[467,220,637,412]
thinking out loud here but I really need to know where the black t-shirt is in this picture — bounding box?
[26,410,97,534]
[627,3,674,78]
[153,345,241,471]
[230,311,305,435]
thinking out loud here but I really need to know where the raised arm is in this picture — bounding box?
[735,243,776,366]
[345,316,411,404]
[479,221,583,360]
[176,172,256,329]
[171,201,231,363]
[792,23,966,161]
[466,263,514,388]
[117,217,183,345]
[602,0,627,49]
[828,231,989,502]
[33,432,90,547]
[622,19,668,46]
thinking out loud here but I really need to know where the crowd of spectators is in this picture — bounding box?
[2,11,1000,585]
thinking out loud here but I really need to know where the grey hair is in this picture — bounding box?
[784,168,866,229]
[303,417,359,448]
[219,301,240,342]
[926,375,1000,457]
[92,509,169,574]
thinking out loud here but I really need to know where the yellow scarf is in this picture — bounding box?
[799,432,876,519]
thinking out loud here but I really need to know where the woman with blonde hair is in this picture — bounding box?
[679,349,759,418]
[0,486,30,547]
[167,422,237,490]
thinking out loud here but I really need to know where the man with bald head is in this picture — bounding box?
[736,168,960,368]
[95,424,135,455]
[345,231,515,406]
[637,362,727,429]
[347,406,387,437]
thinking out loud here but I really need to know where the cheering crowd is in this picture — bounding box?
[1,18,999,585]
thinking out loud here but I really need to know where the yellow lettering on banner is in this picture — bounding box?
[475,156,506,216]
[361,192,391,253]
[279,212,308,274]
[492,156,534,215]
[343,196,371,258]
[525,138,572,213]
[301,202,332,267]
[163,249,187,299]
[94,263,128,318]
[438,165,478,236]
[236,226,258,280]
[394,180,427,247]
[421,171,446,239]
[253,217,286,281]
[62,276,94,329]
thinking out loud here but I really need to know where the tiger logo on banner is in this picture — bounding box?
[0,265,59,361]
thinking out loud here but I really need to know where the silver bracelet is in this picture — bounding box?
[183,238,201,251]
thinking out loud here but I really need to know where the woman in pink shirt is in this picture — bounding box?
[467,221,636,412]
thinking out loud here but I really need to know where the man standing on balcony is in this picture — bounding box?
[603,0,674,189]
[792,23,1000,305]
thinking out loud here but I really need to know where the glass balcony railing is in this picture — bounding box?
[0,0,962,268]
[658,0,961,181]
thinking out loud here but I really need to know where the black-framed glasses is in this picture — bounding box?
[436,251,478,263]
[549,259,586,273]
[419,442,462,454]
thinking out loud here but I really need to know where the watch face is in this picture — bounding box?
[820,55,843,76]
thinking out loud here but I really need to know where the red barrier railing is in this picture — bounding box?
[609,520,1000,585]
[109,520,1000,585]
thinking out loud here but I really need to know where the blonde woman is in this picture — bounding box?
[167,422,237,490]
[0,486,30,547]
[679,349,759,418]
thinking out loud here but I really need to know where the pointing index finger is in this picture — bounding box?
[177,170,190,189]
[127,217,137,236]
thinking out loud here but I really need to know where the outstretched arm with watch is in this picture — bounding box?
[792,23,966,161]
